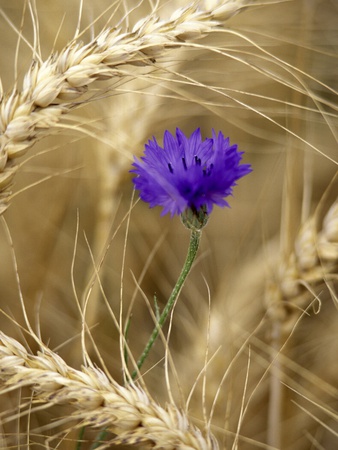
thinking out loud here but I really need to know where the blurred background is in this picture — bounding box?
[0,0,337,448]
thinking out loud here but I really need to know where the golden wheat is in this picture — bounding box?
[0,0,255,215]
[0,1,337,449]
[265,198,338,331]
[0,330,218,450]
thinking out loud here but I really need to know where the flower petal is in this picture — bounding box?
[131,127,252,217]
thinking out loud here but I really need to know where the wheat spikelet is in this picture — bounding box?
[0,330,218,449]
[0,0,256,215]
[1,1,337,448]
[265,198,338,331]
[169,200,338,449]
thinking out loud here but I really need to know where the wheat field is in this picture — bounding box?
[0,0,337,449]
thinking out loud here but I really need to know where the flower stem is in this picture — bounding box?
[85,228,202,449]
[131,228,201,380]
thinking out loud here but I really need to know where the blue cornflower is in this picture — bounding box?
[131,128,252,220]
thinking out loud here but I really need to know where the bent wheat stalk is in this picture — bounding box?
[0,0,255,214]
[0,331,218,449]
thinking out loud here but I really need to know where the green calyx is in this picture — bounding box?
[181,206,209,231]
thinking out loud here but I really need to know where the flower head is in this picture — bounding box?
[131,128,252,219]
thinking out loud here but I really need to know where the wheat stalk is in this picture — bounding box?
[0,330,218,449]
[265,198,338,330]
[0,0,257,215]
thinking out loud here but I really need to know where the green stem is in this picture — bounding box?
[76,425,86,450]
[131,228,201,380]
[90,429,108,450]
[86,227,202,450]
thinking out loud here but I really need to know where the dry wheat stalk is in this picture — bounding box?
[0,0,256,215]
[265,198,338,329]
[0,330,218,449]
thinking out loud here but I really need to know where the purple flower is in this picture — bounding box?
[131,128,252,218]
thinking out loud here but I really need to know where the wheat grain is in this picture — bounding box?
[265,198,338,329]
[0,331,218,449]
[0,0,256,214]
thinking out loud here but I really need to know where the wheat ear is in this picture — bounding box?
[0,0,254,215]
[265,198,338,329]
[0,330,218,450]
